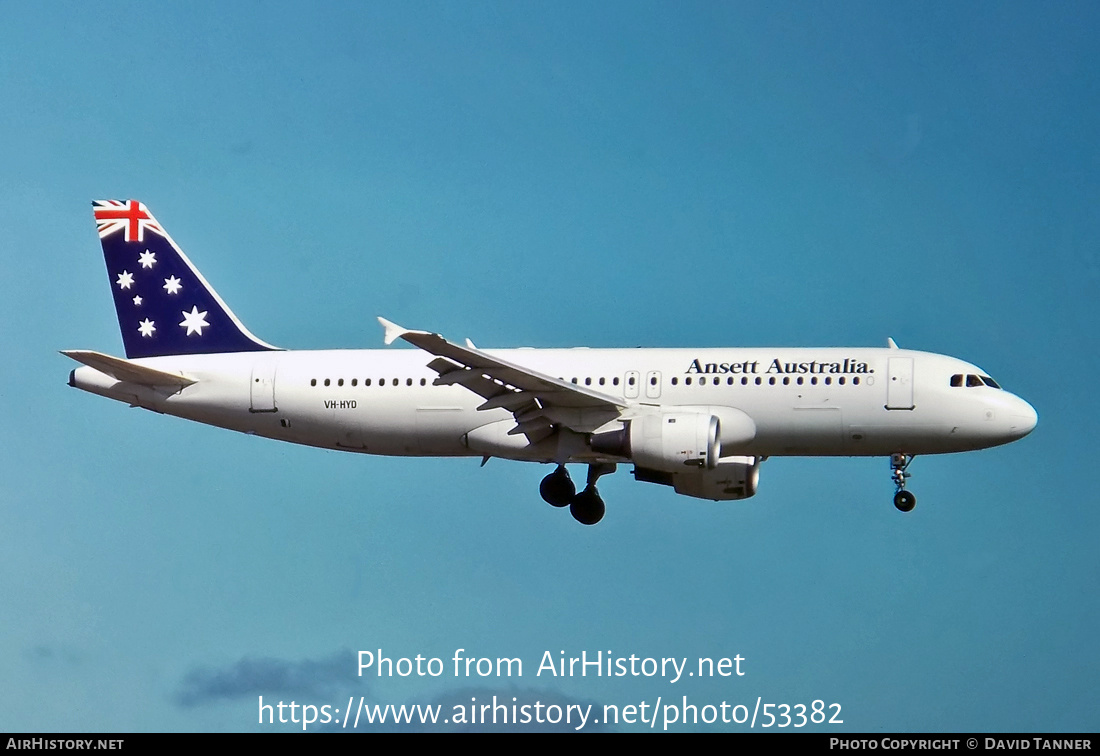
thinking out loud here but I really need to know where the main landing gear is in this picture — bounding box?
[891,453,916,512]
[540,463,616,525]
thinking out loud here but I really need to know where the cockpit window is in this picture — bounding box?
[952,373,1001,389]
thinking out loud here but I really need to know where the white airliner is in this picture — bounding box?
[65,201,1037,525]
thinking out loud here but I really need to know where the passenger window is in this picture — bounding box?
[310,379,317,387]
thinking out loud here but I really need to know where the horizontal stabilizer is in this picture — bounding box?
[61,350,196,387]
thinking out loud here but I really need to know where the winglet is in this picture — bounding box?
[887,337,900,350]
[378,317,409,346]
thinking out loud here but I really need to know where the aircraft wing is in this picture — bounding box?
[378,318,628,440]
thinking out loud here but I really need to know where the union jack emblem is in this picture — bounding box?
[93,200,164,243]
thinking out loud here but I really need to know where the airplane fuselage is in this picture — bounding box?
[69,345,1036,462]
[67,200,1038,521]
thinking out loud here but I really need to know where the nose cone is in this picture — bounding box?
[1007,395,1038,440]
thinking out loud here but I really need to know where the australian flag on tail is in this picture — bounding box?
[94,200,278,359]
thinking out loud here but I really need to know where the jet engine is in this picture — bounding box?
[590,412,721,472]
[634,456,761,501]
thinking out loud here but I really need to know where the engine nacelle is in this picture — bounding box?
[591,412,721,472]
[634,456,761,501]
[672,456,760,500]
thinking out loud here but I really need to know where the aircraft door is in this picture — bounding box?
[645,370,662,399]
[625,370,640,399]
[885,357,914,410]
[249,353,278,413]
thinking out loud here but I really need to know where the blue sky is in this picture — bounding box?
[1,1,1097,732]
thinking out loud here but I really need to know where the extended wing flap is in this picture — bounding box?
[477,391,540,412]
[61,350,196,387]
[426,357,514,403]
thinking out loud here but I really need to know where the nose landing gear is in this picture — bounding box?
[540,463,616,525]
[891,453,916,512]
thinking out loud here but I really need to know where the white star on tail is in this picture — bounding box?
[138,319,156,338]
[133,295,142,306]
[179,306,209,336]
[138,250,157,269]
[116,271,134,290]
[163,275,182,295]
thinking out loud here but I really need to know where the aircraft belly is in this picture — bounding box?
[415,407,474,456]
[748,403,989,456]
[333,403,413,454]
[750,406,845,455]
[841,425,984,455]
[159,375,253,431]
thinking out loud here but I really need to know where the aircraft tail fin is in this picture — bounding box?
[92,200,278,358]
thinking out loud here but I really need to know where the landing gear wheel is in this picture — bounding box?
[539,466,575,508]
[889,453,916,512]
[570,487,605,525]
[894,490,916,512]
